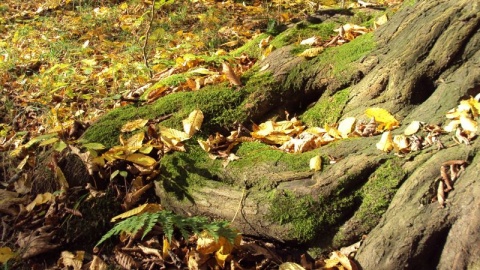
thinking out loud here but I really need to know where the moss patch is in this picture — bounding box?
[82,84,248,148]
[270,22,337,49]
[301,88,350,127]
[268,191,356,242]
[332,158,406,246]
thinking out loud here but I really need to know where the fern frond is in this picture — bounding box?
[96,210,239,247]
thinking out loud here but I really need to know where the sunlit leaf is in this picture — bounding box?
[298,47,324,58]
[403,121,422,135]
[126,132,145,148]
[125,153,156,167]
[160,126,190,143]
[279,262,306,270]
[300,36,320,46]
[337,117,356,138]
[376,131,394,152]
[198,139,211,152]
[162,238,170,259]
[121,119,149,132]
[459,115,478,133]
[393,135,409,151]
[309,155,322,171]
[365,107,399,131]
[443,120,460,132]
[183,109,204,137]
[188,67,218,75]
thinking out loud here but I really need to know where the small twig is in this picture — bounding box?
[231,187,246,223]
[142,1,155,79]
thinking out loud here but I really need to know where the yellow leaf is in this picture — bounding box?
[160,126,190,143]
[365,107,399,131]
[183,109,204,137]
[126,132,145,148]
[262,44,275,59]
[403,121,422,135]
[197,139,211,152]
[121,119,148,132]
[324,251,355,270]
[215,245,230,268]
[26,192,54,212]
[162,238,170,259]
[374,14,388,28]
[325,124,342,139]
[111,203,162,222]
[222,62,242,86]
[309,155,322,171]
[125,153,156,167]
[337,117,356,138]
[298,47,324,58]
[196,231,221,254]
[279,262,306,270]
[376,131,394,152]
[90,255,108,270]
[0,247,15,264]
[188,67,218,75]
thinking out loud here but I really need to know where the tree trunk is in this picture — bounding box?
[83,0,480,268]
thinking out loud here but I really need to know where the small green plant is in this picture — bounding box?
[96,211,238,246]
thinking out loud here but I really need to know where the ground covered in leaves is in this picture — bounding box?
[0,0,411,269]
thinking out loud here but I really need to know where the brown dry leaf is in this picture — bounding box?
[121,119,149,132]
[114,250,137,269]
[437,181,445,208]
[376,131,394,152]
[138,244,162,258]
[58,250,84,270]
[17,226,60,259]
[298,47,324,58]
[183,109,204,137]
[309,155,322,171]
[222,62,242,86]
[89,255,108,270]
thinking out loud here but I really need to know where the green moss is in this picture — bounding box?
[270,22,337,49]
[268,191,356,242]
[231,33,270,58]
[355,158,406,228]
[83,84,248,148]
[301,88,350,127]
[159,141,222,201]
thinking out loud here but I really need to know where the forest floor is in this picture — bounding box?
[0,0,401,268]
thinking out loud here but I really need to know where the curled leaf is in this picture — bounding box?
[337,117,356,138]
[376,131,394,152]
[183,109,204,137]
[403,121,422,135]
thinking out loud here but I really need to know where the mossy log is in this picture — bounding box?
[82,0,480,267]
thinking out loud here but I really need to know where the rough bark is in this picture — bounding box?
[84,0,480,268]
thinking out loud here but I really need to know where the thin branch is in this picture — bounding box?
[143,1,155,79]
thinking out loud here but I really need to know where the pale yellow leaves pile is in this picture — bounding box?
[195,231,242,268]
[444,94,479,141]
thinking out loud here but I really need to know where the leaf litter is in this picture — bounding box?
[1,0,471,269]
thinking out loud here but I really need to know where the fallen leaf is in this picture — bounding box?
[278,262,305,270]
[300,36,320,46]
[26,192,54,212]
[365,107,399,131]
[376,131,394,152]
[121,119,149,132]
[337,117,356,138]
[58,250,84,270]
[183,109,204,137]
[459,115,477,133]
[403,121,422,135]
[309,155,322,171]
[0,247,15,264]
[298,47,324,58]
[222,62,242,86]
[111,203,162,222]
